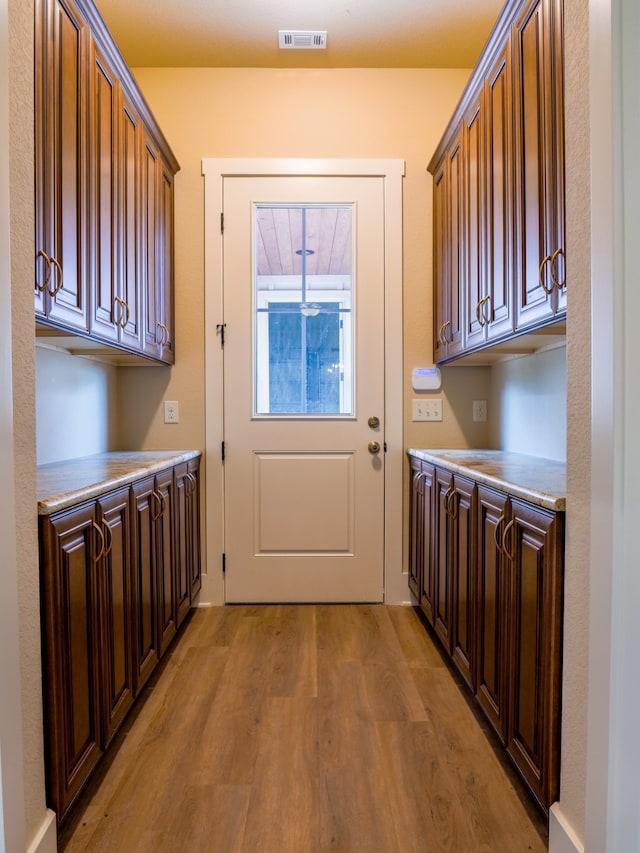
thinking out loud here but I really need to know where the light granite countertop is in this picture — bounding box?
[407,448,566,511]
[37,450,201,516]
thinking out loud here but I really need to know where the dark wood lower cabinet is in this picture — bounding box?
[40,458,201,826]
[408,458,564,813]
[39,502,103,821]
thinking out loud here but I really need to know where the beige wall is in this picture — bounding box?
[9,0,49,845]
[556,0,590,842]
[118,67,496,456]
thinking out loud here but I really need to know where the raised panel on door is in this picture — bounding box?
[173,463,191,627]
[433,160,448,363]
[40,503,102,820]
[513,0,560,330]
[548,0,566,314]
[407,456,424,602]
[484,43,514,342]
[446,132,464,359]
[451,475,475,690]
[130,476,158,693]
[34,0,48,317]
[97,487,134,746]
[463,94,485,351]
[141,136,161,359]
[117,92,143,350]
[187,458,202,599]
[419,462,435,624]
[89,43,119,343]
[475,485,509,744]
[155,468,176,656]
[157,166,175,364]
[433,468,453,652]
[38,0,90,331]
[506,498,563,809]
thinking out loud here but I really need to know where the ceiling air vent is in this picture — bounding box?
[278,30,328,50]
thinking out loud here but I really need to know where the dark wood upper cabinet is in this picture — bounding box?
[429,0,565,364]
[512,0,566,329]
[35,0,90,333]
[35,0,178,364]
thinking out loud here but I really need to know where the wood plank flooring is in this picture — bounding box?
[59,605,548,852]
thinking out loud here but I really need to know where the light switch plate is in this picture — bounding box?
[412,398,443,422]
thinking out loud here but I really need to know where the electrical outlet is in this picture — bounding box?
[163,400,179,424]
[412,398,443,422]
[473,399,487,422]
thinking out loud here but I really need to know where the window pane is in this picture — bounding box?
[254,205,353,416]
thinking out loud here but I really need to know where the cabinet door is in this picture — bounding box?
[483,42,514,343]
[433,159,448,363]
[155,467,177,656]
[450,475,475,690]
[506,498,563,809]
[118,91,143,350]
[419,463,435,624]
[188,457,202,600]
[433,468,453,651]
[513,0,564,330]
[97,487,134,746]
[89,42,119,344]
[39,502,102,820]
[433,133,464,364]
[174,462,192,627]
[157,165,176,364]
[407,456,425,602]
[141,134,161,359]
[475,486,509,744]
[130,476,159,693]
[35,0,90,332]
[463,92,485,351]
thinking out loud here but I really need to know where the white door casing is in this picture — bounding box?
[201,159,406,606]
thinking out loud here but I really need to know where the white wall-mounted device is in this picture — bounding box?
[412,366,441,391]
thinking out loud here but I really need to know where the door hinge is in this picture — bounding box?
[222,552,226,574]
[216,323,226,346]
[220,212,224,233]
[221,440,225,461]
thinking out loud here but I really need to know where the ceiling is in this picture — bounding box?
[96,0,505,69]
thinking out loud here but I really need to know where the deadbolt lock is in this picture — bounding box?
[367,416,380,429]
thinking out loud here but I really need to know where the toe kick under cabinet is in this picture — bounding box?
[37,451,202,826]
[407,448,565,813]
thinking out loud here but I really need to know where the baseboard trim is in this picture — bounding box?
[27,809,57,853]
[549,803,584,853]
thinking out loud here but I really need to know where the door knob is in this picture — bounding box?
[368,441,381,455]
[367,416,380,429]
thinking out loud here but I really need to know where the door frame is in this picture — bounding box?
[201,158,406,606]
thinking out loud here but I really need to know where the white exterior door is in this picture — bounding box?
[222,175,385,602]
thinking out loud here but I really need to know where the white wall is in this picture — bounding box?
[489,345,567,461]
[35,346,120,464]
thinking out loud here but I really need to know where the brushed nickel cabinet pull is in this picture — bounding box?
[92,520,106,563]
[36,249,52,293]
[502,519,516,562]
[49,256,63,296]
[538,254,554,295]
[550,247,566,290]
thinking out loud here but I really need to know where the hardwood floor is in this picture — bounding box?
[59,605,548,852]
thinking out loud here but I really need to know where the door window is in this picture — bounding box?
[253,205,353,416]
